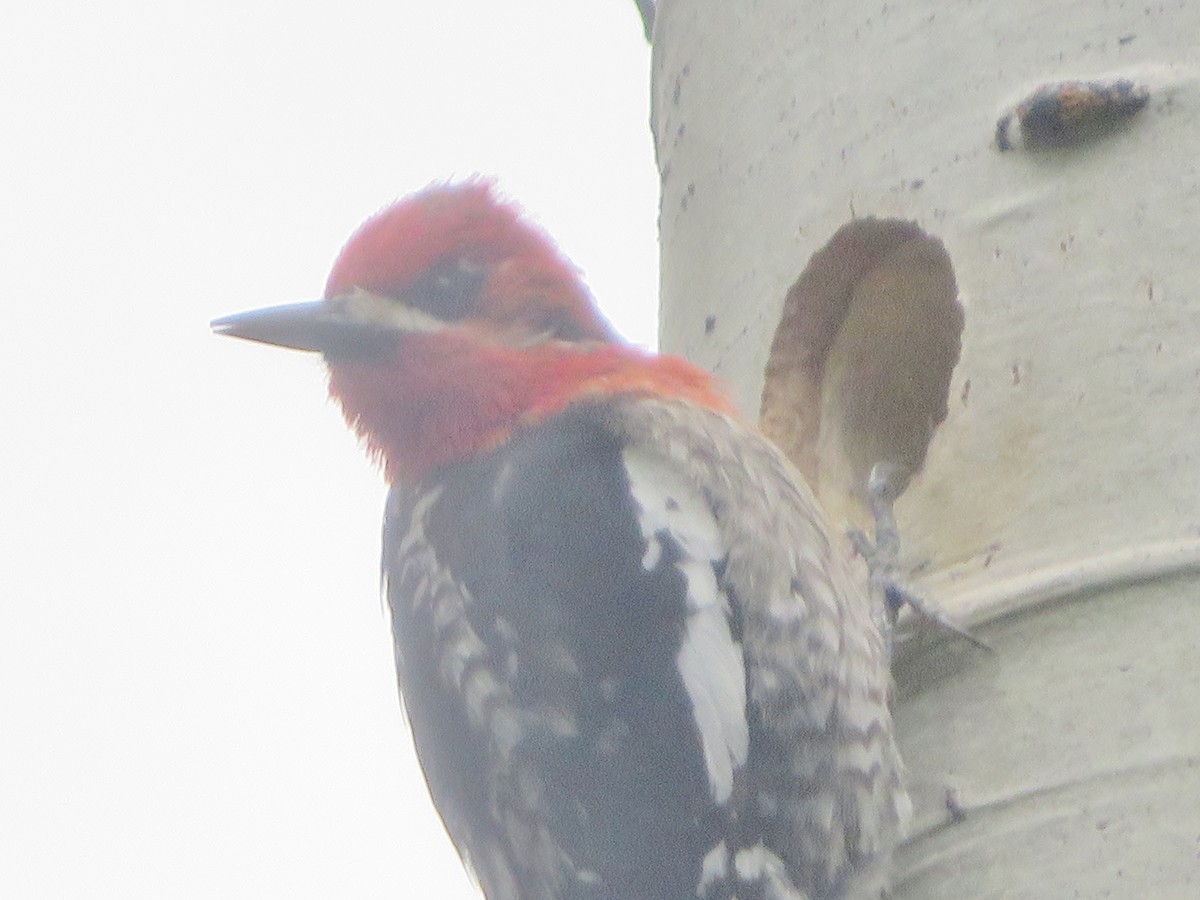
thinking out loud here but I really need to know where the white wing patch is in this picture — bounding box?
[734,844,808,900]
[621,446,749,805]
[698,840,729,894]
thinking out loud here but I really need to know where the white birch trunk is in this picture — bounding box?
[651,2,1200,895]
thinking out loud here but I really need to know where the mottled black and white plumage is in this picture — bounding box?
[384,396,907,899]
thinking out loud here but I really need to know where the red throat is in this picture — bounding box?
[326,335,737,484]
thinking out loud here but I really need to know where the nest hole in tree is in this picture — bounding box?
[759,218,963,526]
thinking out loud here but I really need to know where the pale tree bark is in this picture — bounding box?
[652,2,1200,896]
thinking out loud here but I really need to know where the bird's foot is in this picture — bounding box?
[850,462,990,655]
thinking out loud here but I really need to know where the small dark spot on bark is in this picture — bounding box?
[995,114,1014,151]
[665,497,679,512]
[945,787,968,822]
[960,379,971,406]
[704,314,717,335]
[1011,364,1021,386]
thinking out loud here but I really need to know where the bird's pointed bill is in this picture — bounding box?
[212,291,445,356]
[212,301,351,352]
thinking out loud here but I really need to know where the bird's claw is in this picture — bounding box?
[884,584,992,652]
[852,462,989,655]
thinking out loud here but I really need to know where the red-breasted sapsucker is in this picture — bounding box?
[213,182,907,899]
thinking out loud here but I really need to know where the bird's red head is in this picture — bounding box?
[214,181,733,484]
[325,181,615,344]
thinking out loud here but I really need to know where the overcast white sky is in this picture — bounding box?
[1,2,657,895]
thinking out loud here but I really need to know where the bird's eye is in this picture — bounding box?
[405,256,488,321]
